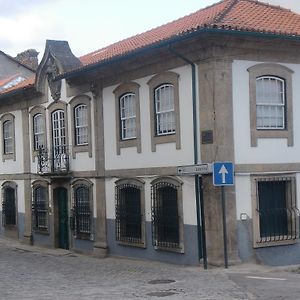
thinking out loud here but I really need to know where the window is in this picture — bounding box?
[147,72,181,152]
[151,178,183,251]
[248,63,293,147]
[73,183,92,238]
[253,176,299,246]
[74,104,88,145]
[2,184,16,226]
[33,114,45,150]
[32,185,48,231]
[256,77,285,129]
[120,93,136,140]
[69,95,92,158]
[155,84,175,135]
[3,120,13,154]
[115,179,145,246]
[114,82,141,155]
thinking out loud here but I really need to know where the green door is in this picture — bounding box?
[56,187,69,249]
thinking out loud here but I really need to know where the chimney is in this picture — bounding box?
[15,49,39,71]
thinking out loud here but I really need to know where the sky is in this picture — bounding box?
[0,0,299,59]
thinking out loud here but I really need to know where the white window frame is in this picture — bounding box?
[256,76,285,130]
[3,120,13,154]
[120,93,136,140]
[33,114,45,150]
[74,104,88,146]
[154,84,175,136]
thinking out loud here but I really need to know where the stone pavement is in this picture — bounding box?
[0,238,259,299]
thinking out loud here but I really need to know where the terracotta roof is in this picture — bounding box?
[0,76,35,96]
[79,0,300,68]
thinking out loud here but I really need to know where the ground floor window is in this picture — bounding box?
[32,185,48,231]
[115,179,144,245]
[73,185,91,237]
[2,184,16,226]
[151,178,183,250]
[254,176,299,245]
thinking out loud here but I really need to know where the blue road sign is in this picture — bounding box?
[213,162,234,186]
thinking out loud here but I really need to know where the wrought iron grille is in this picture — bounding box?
[151,182,180,248]
[32,186,48,231]
[2,187,16,226]
[37,146,70,174]
[74,186,91,235]
[256,177,300,243]
[115,184,142,244]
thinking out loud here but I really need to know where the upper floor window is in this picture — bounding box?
[113,82,141,155]
[120,93,136,140]
[147,72,181,152]
[256,76,285,130]
[155,84,175,135]
[248,63,293,147]
[3,120,13,154]
[33,114,45,150]
[74,104,88,145]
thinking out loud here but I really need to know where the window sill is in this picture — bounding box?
[154,245,184,254]
[33,229,50,235]
[254,236,298,248]
[117,240,146,249]
[74,234,93,241]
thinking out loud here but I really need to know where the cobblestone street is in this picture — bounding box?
[0,238,255,300]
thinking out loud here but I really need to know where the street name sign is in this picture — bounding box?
[213,162,234,186]
[177,163,212,175]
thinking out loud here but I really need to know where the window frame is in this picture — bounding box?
[113,82,141,155]
[0,113,15,161]
[71,179,93,240]
[251,174,299,248]
[69,95,92,159]
[115,178,146,248]
[120,93,137,140]
[248,63,294,147]
[32,181,49,233]
[2,181,17,228]
[147,72,181,152]
[151,177,184,253]
[29,106,47,162]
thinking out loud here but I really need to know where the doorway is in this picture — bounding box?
[54,187,69,249]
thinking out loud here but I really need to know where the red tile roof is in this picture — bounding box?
[79,0,300,69]
[0,76,35,96]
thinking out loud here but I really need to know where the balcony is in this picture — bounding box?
[37,146,70,176]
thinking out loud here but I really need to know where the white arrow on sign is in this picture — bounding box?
[219,165,228,184]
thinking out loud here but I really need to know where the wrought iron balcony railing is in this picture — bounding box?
[37,146,70,175]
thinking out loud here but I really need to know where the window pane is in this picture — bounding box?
[75,105,88,145]
[75,186,91,234]
[120,93,136,139]
[33,114,45,150]
[3,120,13,154]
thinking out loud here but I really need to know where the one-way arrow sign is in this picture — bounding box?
[213,162,234,186]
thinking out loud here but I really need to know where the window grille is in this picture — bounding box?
[151,181,180,248]
[33,114,45,151]
[74,186,91,235]
[155,84,175,135]
[74,105,88,145]
[3,120,13,154]
[120,93,136,140]
[256,177,299,243]
[2,187,16,226]
[115,184,142,244]
[32,186,48,230]
[256,76,285,129]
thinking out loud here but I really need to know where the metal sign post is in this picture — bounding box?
[213,162,234,269]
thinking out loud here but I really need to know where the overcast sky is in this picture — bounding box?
[0,0,299,59]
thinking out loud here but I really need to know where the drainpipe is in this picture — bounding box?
[168,46,207,269]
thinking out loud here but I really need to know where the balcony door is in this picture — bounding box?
[52,110,67,172]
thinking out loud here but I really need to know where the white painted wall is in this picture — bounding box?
[232,60,300,164]
[105,176,197,225]
[103,65,195,170]
[235,175,252,219]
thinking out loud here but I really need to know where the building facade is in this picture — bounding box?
[0,0,300,266]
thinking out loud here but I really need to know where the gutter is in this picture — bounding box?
[168,46,207,269]
[55,27,300,81]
